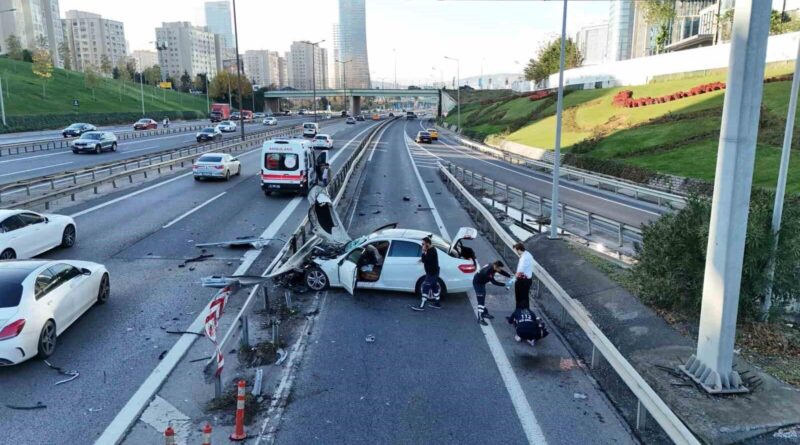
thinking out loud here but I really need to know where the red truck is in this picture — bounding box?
[210,103,231,122]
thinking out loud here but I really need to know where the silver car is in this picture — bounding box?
[193,153,241,181]
[71,131,118,154]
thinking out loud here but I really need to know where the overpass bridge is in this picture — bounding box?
[263,88,455,116]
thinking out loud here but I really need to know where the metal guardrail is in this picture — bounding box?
[439,163,700,445]
[0,122,211,157]
[0,125,303,210]
[446,162,643,253]
[435,124,687,210]
[0,123,308,205]
[203,118,395,381]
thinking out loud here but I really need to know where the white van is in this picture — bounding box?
[261,138,328,196]
[302,122,319,138]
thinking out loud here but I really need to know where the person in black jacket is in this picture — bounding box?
[507,308,549,346]
[412,236,441,311]
[473,261,511,325]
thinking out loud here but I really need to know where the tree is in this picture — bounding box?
[523,37,583,84]
[641,0,676,53]
[32,48,53,98]
[112,67,120,79]
[144,65,162,86]
[179,70,192,92]
[210,71,234,102]
[5,34,22,60]
[21,49,33,63]
[115,59,132,100]
[193,73,208,93]
[125,58,137,81]
[100,54,112,76]
[58,40,71,70]
[85,66,100,99]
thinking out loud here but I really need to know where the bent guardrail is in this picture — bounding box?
[439,163,700,445]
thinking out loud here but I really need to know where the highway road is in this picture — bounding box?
[0,118,382,444]
[405,119,665,228]
[0,116,314,184]
[0,119,210,145]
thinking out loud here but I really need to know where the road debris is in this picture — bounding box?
[195,237,280,250]
[165,330,203,336]
[403,196,411,201]
[365,334,376,343]
[201,275,267,288]
[158,350,168,360]
[275,348,288,365]
[87,407,102,413]
[6,402,46,410]
[252,369,264,396]
[184,254,214,265]
[44,360,79,385]
[573,393,588,400]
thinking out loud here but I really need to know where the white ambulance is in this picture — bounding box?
[260,138,328,196]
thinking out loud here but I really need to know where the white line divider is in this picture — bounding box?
[163,192,226,228]
[94,122,382,445]
[402,122,548,445]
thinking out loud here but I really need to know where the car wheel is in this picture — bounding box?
[414,277,448,300]
[60,225,76,248]
[72,150,79,154]
[224,170,231,181]
[96,273,110,305]
[95,144,102,154]
[0,248,16,260]
[111,142,117,152]
[236,165,241,176]
[37,320,57,359]
[305,266,329,291]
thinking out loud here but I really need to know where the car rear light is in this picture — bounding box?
[214,165,224,169]
[458,263,477,274]
[0,319,25,341]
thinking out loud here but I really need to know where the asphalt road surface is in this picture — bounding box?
[0,116,312,184]
[0,118,382,444]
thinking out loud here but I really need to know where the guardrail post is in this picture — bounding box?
[214,374,222,398]
[617,223,624,247]
[587,213,593,235]
[239,315,250,349]
[49,179,54,190]
[590,345,600,369]
[636,400,647,431]
[535,195,542,215]
[91,171,96,181]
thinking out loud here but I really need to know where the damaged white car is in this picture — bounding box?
[270,187,479,297]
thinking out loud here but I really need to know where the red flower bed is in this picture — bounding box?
[529,90,551,101]
[612,81,726,108]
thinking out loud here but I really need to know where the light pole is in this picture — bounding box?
[304,40,325,123]
[135,56,145,116]
[549,0,568,240]
[232,0,245,141]
[337,59,352,116]
[393,48,398,89]
[444,56,460,132]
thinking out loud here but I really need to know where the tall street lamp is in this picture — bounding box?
[337,59,352,116]
[232,0,245,141]
[444,56,460,132]
[304,40,326,123]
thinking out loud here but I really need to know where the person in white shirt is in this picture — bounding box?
[512,242,534,310]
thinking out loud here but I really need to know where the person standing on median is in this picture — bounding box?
[412,236,441,311]
[473,261,511,325]
[512,242,534,310]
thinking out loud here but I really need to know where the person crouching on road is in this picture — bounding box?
[473,260,511,325]
[413,236,441,311]
[512,242,534,310]
[507,307,549,346]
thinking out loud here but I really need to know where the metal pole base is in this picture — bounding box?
[679,355,748,394]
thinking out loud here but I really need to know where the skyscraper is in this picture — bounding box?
[607,0,635,62]
[62,10,127,73]
[287,41,328,90]
[204,1,234,50]
[156,22,218,78]
[0,0,65,67]
[336,0,370,88]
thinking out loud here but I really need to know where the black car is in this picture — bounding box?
[196,127,222,142]
[416,131,432,143]
[356,115,365,121]
[209,111,223,123]
[62,123,96,138]
[388,112,395,117]
[341,110,348,117]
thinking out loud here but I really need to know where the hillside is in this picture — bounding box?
[444,62,800,193]
[0,57,208,132]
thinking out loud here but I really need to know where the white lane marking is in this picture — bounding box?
[123,145,161,154]
[402,125,448,239]
[94,124,376,445]
[404,122,548,445]
[367,124,390,162]
[0,151,69,163]
[162,192,227,228]
[139,396,191,445]
[0,162,73,177]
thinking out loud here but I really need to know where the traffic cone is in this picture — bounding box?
[164,425,175,445]
[230,380,247,441]
[202,423,212,445]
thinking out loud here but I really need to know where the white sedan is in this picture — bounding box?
[193,153,241,181]
[312,134,334,149]
[0,260,109,365]
[271,187,478,297]
[263,117,278,126]
[0,210,76,260]
[217,120,237,132]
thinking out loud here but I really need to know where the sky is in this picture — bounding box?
[58,0,611,84]
[58,0,800,85]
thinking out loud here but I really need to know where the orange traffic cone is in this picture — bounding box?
[230,380,247,441]
[164,425,175,445]
[202,423,212,445]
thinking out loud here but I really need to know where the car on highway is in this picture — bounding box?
[282,110,293,116]
[389,112,395,117]
[196,127,222,143]
[62,123,96,138]
[298,108,307,115]
[312,134,334,149]
[133,118,158,130]
[271,187,478,298]
[372,114,381,121]
[217,120,237,132]
[230,111,241,121]
[416,131,432,143]
[263,117,278,126]
[341,110,348,117]
[356,115,365,121]
[0,210,76,260]
[406,111,417,120]
[240,110,254,122]
[346,117,356,125]
[0,259,109,365]
[71,131,118,154]
[192,153,241,181]
[254,112,266,120]
[302,122,319,138]
[427,128,439,140]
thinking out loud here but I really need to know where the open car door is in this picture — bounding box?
[338,248,363,295]
[449,227,478,257]
[308,185,351,245]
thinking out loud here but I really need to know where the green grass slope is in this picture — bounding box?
[446,62,800,193]
[0,57,208,132]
